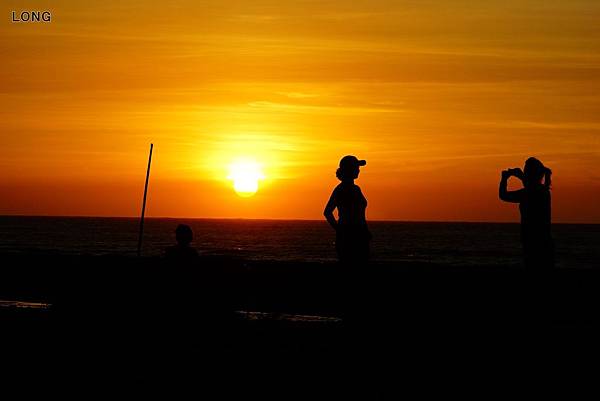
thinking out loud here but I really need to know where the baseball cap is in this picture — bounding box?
[339,155,366,169]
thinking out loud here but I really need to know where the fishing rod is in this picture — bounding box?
[137,143,153,257]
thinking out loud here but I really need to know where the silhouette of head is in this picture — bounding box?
[336,155,366,182]
[175,224,193,246]
[523,157,547,188]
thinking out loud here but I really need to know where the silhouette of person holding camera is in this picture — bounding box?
[499,157,554,269]
[324,155,371,266]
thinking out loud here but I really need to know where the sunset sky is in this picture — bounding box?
[1,1,599,222]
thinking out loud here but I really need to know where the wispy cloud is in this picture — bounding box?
[245,101,403,115]
[468,121,600,130]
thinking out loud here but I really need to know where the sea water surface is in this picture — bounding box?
[0,216,598,268]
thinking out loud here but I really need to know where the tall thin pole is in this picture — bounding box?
[137,143,153,257]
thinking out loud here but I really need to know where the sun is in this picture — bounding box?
[227,159,265,197]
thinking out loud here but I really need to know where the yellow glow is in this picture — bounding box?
[227,159,265,197]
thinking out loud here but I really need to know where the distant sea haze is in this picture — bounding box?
[0,216,598,268]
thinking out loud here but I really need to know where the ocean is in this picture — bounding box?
[0,216,598,268]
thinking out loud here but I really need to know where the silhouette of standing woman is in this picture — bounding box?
[499,157,554,269]
[324,155,371,265]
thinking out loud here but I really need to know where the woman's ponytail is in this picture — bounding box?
[544,167,552,189]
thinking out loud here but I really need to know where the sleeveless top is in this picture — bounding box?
[519,185,552,243]
[332,183,368,229]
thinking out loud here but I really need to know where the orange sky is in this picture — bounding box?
[1,1,599,222]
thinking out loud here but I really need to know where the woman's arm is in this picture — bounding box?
[499,169,524,203]
[323,190,338,230]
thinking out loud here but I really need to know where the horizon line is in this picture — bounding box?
[0,214,598,225]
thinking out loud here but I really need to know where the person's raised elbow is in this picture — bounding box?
[499,190,508,202]
[498,179,508,201]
